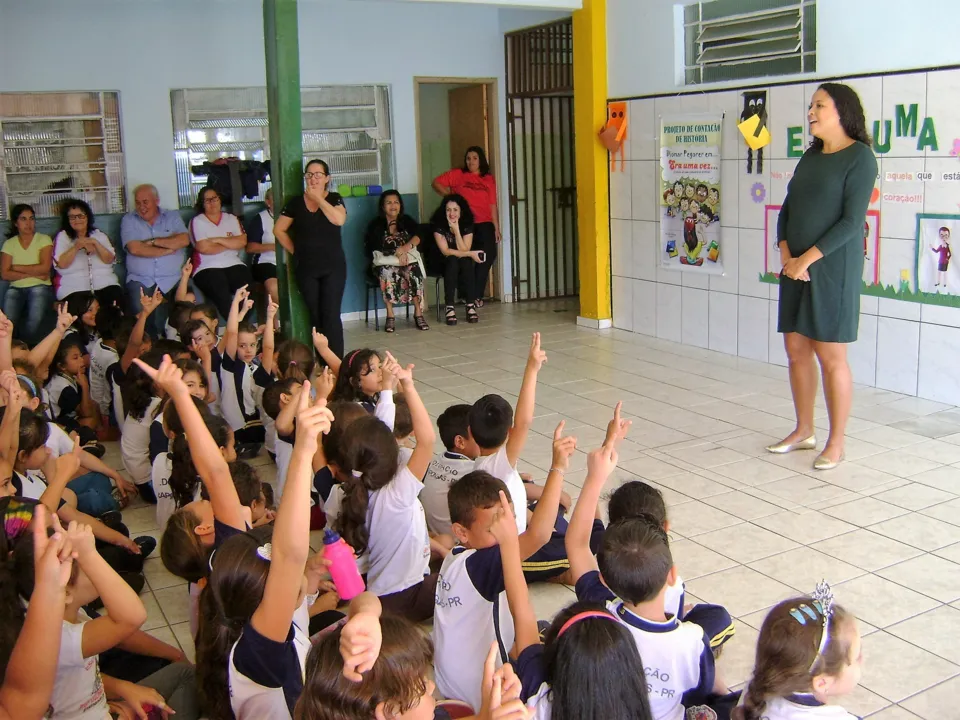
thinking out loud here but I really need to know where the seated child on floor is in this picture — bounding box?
[330,348,396,429]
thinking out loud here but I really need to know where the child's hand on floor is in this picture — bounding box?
[526,332,547,372]
[55,303,76,334]
[489,490,520,547]
[480,642,529,720]
[585,443,619,486]
[340,612,383,683]
[604,401,633,448]
[551,420,577,472]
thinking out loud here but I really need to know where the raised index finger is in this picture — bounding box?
[552,419,565,441]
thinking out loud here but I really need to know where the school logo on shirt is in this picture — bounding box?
[686,706,717,720]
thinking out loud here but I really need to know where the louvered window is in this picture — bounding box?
[684,0,816,85]
[0,92,126,220]
[171,86,394,208]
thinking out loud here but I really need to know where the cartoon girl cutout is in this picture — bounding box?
[932,226,952,288]
[689,200,700,219]
[863,220,870,260]
[673,181,684,198]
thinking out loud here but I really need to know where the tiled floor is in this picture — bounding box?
[116,299,960,718]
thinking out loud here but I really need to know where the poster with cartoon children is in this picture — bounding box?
[660,115,724,275]
[916,214,960,295]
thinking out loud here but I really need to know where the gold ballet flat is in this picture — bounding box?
[765,435,817,454]
[813,452,844,471]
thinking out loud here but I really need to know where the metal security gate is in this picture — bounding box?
[505,19,578,301]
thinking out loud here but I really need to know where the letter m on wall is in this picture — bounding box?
[896,104,918,137]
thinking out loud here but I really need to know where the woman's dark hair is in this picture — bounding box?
[365,191,419,260]
[811,83,871,150]
[16,410,50,466]
[335,416,400,556]
[277,339,317,381]
[196,530,273,719]
[170,412,229,509]
[294,614,433,720]
[462,145,490,176]
[304,158,330,177]
[59,199,97,240]
[377,189,404,218]
[542,601,653,720]
[430,194,474,234]
[6,204,35,239]
[121,349,164,421]
[194,186,225,214]
[331,348,381,403]
[52,335,86,375]
[735,598,854,720]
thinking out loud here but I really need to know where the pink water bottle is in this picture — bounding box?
[323,529,365,600]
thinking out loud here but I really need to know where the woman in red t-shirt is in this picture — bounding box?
[432,146,500,306]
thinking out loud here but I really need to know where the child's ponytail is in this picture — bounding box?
[170,414,230,509]
[277,340,316,383]
[336,474,372,557]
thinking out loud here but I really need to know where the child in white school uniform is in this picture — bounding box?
[422,404,476,537]
[120,349,165,502]
[735,590,862,720]
[432,418,575,712]
[566,444,730,720]
[330,347,396,429]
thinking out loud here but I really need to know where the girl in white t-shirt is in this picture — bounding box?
[120,350,164,500]
[193,376,334,720]
[735,593,862,720]
[333,354,436,621]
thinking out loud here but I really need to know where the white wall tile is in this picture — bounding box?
[709,291,739,355]
[738,167,772,230]
[709,91,741,162]
[848,313,878,387]
[709,228,739,295]
[612,275,633,331]
[627,99,657,161]
[681,287,710,348]
[738,295,769,362]
[720,159,740,228]
[610,160,632,220]
[847,76,883,143]
[769,84,808,161]
[768,298,787,367]
[925,70,960,159]
[921,303,960,328]
[879,73,928,159]
[738,229,771,299]
[656,263,683,286]
[877,237,918,293]
[876,317,920,395]
[861,295,879,315]
[656,282,682,343]
[922,157,960,212]
[877,157,925,240]
[878,296,921,321]
[630,160,658,222]
[682,271,710,290]
[632,220,658,282]
[632,279,657,336]
[767,158,798,215]
[918,323,960,405]
[611,219,632,279]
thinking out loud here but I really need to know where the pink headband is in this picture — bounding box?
[345,350,362,368]
[557,611,616,638]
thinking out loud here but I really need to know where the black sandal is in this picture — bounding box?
[445,306,457,325]
[475,298,485,308]
[466,304,479,323]
[415,314,430,331]
[385,317,395,333]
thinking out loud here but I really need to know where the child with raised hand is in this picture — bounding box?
[332,352,436,620]
[46,334,102,447]
[488,484,653,720]
[194,379,334,720]
[469,332,548,535]
[331,348,396,429]
[433,419,575,712]
[566,442,729,720]
[312,328,341,376]
[735,589,861,720]
[221,286,275,454]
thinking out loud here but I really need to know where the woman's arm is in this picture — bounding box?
[251,384,333,642]
[273,214,295,254]
[0,254,31,282]
[11,246,54,278]
[315,193,347,227]
[211,233,248,251]
[54,236,84,270]
[433,232,478,260]
[88,233,116,265]
[432,169,455,197]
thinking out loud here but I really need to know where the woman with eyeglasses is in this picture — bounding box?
[188,186,252,320]
[53,198,124,311]
[273,158,348,357]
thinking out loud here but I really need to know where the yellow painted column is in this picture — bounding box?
[572,0,610,324]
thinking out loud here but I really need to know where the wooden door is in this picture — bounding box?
[448,85,488,166]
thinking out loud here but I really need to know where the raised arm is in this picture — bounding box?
[121,288,163,373]
[223,285,251,360]
[340,593,383,682]
[175,260,193,303]
[274,383,302,437]
[134,355,246,531]
[506,332,547,467]
[490,491,540,656]
[518,421,573,560]
[313,192,347,227]
[261,300,279,375]
[432,169,454,197]
[273,214,295,254]
[385,353,435,478]
[26,304,76,372]
[312,328,341,374]
[251,383,333,642]
[565,444,618,584]
[0,377,23,464]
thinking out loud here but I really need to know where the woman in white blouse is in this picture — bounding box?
[54,199,124,308]
[189,187,252,320]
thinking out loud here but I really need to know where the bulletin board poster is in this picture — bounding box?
[916,214,960,296]
[659,114,724,275]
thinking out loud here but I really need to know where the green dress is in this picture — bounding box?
[777,141,878,343]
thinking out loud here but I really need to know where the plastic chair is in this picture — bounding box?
[365,268,410,331]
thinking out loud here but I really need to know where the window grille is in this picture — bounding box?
[683,0,816,85]
[171,85,394,208]
[0,91,126,220]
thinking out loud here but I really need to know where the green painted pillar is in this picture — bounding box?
[264,0,310,342]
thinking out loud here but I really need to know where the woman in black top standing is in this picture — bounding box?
[273,159,348,356]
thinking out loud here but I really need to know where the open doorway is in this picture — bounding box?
[415,77,500,303]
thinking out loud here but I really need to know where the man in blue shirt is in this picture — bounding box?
[120,184,190,335]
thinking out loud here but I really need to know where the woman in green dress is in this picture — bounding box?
[766,83,878,471]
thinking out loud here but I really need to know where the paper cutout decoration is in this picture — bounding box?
[600,101,628,173]
[738,91,769,174]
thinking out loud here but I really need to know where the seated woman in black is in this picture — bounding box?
[431,194,483,326]
[364,190,428,333]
